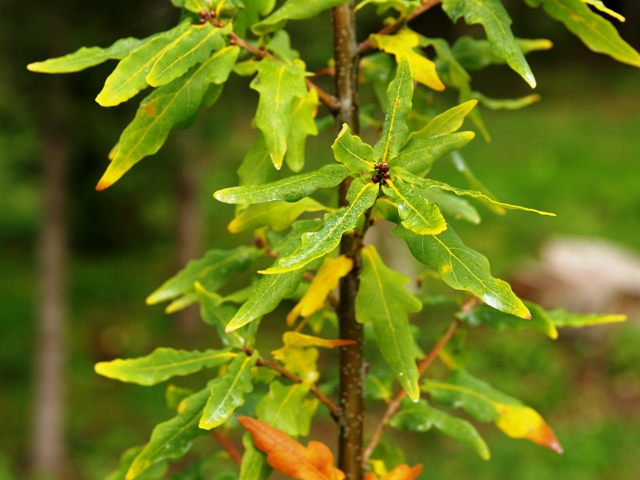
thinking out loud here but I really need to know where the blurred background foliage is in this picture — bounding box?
[2,0,640,479]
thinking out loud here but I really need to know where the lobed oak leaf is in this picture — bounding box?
[238,416,345,480]
[364,464,423,480]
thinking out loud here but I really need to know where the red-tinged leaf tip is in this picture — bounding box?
[528,420,564,454]
[95,178,111,191]
[496,404,562,453]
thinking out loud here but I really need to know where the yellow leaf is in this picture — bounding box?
[283,332,356,349]
[272,345,320,383]
[371,459,388,477]
[371,30,445,91]
[287,255,353,326]
[495,403,563,454]
[364,464,423,480]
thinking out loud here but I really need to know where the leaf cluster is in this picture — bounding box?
[28,0,637,477]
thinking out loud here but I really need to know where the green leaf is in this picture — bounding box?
[256,381,310,436]
[451,151,504,214]
[452,35,553,71]
[234,59,260,77]
[360,52,395,109]
[253,0,346,33]
[442,0,536,87]
[413,100,478,138]
[217,284,259,305]
[422,188,481,225]
[225,220,323,332]
[426,37,471,88]
[369,442,407,474]
[147,246,261,309]
[28,37,149,74]
[285,89,319,172]
[95,348,236,386]
[97,46,240,189]
[105,446,167,480]
[215,164,349,204]
[298,399,320,436]
[373,57,413,163]
[168,461,204,480]
[237,133,278,187]
[529,0,640,67]
[147,23,229,87]
[235,0,277,37]
[395,168,555,216]
[199,351,258,429]
[228,197,328,233]
[250,57,308,169]
[547,309,626,328]
[166,385,195,410]
[95,22,190,107]
[460,83,492,142]
[357,246,422,401]
[261,177,379,274]
[393,225,530,318]
[225,272,303,332]
[332,124,376,173]
[390,398,490,460]
[472,91,541,110]
[458,301,558,339]
[266,30,301,64]
[391,132,475,176]
[181,0,210,13]
[422,369,563,453]
[195,284,250,348]
[365,371,394,403]
[239,433,272,480]
[127,387,212,479]
[383,180,447,235]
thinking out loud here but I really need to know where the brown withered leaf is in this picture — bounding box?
[238,416,345,480]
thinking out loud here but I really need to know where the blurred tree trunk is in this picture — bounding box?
[175,132,204,338]
[30,81,69,479]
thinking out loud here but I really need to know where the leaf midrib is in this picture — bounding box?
[113,352,236,373]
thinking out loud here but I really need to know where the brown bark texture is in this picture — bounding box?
[333,3,364,479]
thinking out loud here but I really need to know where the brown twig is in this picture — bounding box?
[362,317,461,465]
[333,3,366,478]
[212,430,242,465]
[357,0,443,54]
[256,357,342,422]
[218,24,341,112]
[314,66,336,78]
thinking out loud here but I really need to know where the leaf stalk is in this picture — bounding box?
[362,316,462,465]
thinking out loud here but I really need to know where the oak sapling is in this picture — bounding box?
[28,0,637,478]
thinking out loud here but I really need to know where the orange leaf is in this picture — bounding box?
[365,464,423,480]
[238,416,345,480]
[283,332,356,349]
